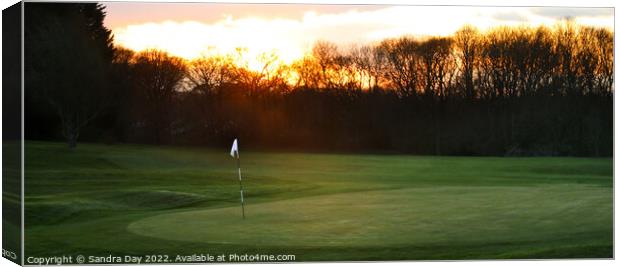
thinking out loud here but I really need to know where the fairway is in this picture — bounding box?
[22,142,613,260]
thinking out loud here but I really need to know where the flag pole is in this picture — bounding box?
[236,149,245,219]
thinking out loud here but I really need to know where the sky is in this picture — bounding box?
[103,2,614,68]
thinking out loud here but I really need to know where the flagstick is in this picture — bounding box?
[236,151,246,219]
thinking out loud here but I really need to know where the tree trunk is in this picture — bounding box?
[67,133,78,149]
[61,116,80,150]
[433,100,443,156]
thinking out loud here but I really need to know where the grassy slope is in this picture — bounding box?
[22,141,612,261]
[3,142,22,261]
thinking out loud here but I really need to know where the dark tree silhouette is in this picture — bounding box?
[25,3,114,149]
[377,37,421,97]
[454,25,480,99]
[24,8,614,157]
[131,50,187,144]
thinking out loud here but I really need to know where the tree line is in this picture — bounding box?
[25,3,613,156]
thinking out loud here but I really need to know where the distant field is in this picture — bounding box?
[21,141,612,261]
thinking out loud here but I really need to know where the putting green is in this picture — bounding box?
[127,184,611,247]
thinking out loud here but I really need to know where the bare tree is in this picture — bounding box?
[454,25,481,99]
[132,50,187,143]
[291,55,323,89]
[312,41,341,89]
[577,27,614,95]
[377,37,421,97]
[418,37,454,98]
[187,54,235,94]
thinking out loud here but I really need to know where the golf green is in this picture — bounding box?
[129,185,611,247]
[21,141,613,260]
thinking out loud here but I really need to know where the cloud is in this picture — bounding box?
[490,10,532,23]
[111,5,614,62]
[104,3,384,29]
[528,7,613,19]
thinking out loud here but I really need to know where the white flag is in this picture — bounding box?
[230,139,238,158]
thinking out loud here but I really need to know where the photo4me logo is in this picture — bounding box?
[2,249,17,260]
[228,253,295,262]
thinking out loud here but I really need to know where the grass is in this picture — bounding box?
[18,141,612,261]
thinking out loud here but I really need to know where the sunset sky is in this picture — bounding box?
[103,2,614,69]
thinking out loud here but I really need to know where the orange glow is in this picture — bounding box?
[113,19,308,72]
[109,5,613,72]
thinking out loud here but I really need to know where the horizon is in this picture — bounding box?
[103,3,614,70]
